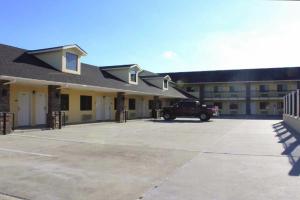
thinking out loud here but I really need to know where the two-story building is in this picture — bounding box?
[162,68,300,116]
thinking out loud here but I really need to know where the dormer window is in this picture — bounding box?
[129,69,137,83]
[163,79,168,89]
[66,52,78,71]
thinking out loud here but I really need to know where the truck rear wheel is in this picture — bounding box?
[163,113,173,120]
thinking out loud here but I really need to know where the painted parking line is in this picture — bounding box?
[0,148,55,158]
[0,192,30,200]
[11,134,101,144]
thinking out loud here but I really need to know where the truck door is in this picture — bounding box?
[174,102,184,116]
[184,101,196,116]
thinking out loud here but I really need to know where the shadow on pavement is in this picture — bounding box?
[150,119,212,123]
[273,121,300,176]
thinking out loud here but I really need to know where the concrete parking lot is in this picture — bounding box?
[0,118,299,200]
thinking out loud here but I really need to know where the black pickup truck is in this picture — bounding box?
[161,100,217,121]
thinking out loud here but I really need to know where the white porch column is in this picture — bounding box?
[292,92,295,116]
[284,96,286,114]
[297,90,300,117]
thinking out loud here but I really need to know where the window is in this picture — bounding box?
[277,102,283,109]
[229,86,237,92]
[148,100,154,110]
[229,103,238,110]
[80,95,92,111]
[214,86,220,92]
[66,52,78,71]
[163,79,168,89]
[129,69,137,82]
[60,94,69,111]
[260,102,269,110]
[259,85,268,92]
[214,102,223,109]
[182,101,196,108]
[277,84,287,92]
[129,98,136,110]
[186,87,195,92]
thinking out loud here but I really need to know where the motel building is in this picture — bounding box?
[1,43,300,132]
[0,44,187,130]
[163,68,300,116]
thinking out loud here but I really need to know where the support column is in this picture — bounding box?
[284,95,287,114]
[115,92,126,123]
[0,80,10,112]
[199,84,205,105]
[0,80,13,134]
[289,93,292,115]
[246,82,251,115]
[297,90,300,117]
[292,92,295,116]
[47,85,61,128]
[152,96,160,119]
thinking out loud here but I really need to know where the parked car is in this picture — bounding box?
[161,100,217,121]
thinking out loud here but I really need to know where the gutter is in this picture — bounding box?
[0,75,186,99]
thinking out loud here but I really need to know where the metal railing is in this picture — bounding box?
[283,90,300,117]
[48,111,66,129]
[251,90,293,98]
[204,91,246,99]
[204,90,293,99]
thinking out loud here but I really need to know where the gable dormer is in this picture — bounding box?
[141,73,171,90]
[27,44,87,75]
[101,64,142,84]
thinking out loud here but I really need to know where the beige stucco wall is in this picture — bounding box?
[35,51,63,71]
[10,84,162,127]
[105,68,131,83]
[283,114,300,133]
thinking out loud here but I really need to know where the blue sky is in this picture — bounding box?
[1,0,300,72]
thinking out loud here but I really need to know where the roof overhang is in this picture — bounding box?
[0,75,185,98]
[101,64,142,72]
[27,44,87,56]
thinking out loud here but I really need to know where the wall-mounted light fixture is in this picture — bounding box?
[32,90,36,95]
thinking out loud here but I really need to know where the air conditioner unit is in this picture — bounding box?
[129,112,136,119]
[260,111,268,115]
[230,111,238,115]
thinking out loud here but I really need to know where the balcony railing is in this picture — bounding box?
[251,90,293,98]
[203,90,294,99]
[204,91,246,99]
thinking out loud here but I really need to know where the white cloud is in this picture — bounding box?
[162,51,177,59]
[193,19,300,70]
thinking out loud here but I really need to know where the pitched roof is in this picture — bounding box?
[26,44,87,55]
[0,44,186,98]
[160,67,300,83]
[99,64,137,70]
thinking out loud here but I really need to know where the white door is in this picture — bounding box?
[104,96,112,120]
[137,98,145,118]
[96,96,103,120]
[35,93,47,125]
[17,92,30,126]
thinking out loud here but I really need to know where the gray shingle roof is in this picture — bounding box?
[0,44,186,98]
[161,67,300,83]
